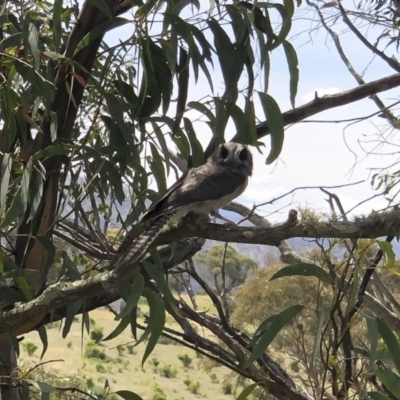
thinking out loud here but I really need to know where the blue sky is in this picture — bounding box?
[105,3,399,222]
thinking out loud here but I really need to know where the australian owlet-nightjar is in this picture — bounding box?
[113,142,253,269]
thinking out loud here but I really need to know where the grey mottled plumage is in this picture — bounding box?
[114,142,253,270]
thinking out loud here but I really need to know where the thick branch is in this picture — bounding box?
[155,209,400,246]
[254,73,400,138]
[0,238,204,338]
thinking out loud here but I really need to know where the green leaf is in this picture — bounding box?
[253,7,274,39]
[245,304,304,367]
[235,383,258,400]
[52,0,63,50]
[187,101,215,124]
[310,304,325,369]
[149,143,167,195]
[89,0,114,20]
[2,269,39,280]
[143,259,179,315]
[378,241,396,269]
[28,167,44,222]
[74,18,129,56]
[0,153,11,214]
[150,121,171,175]
[367,392,390,400]
[183,118,204,167]
[0,187,23,228]
[103,314,131,341]
[375,370,400,398]
[141,288,166,366]
[37,326,48,360]
[82,310,90,336]
[105,93,135,149]
[282,40,299,108]
[115,390,144,400]
[28,23,40,70]
[33,143,68,160]
[20,157,32,216]
[376,318,400,374]
[117,273,145,320]
[269,263,332,284]
[62,300,83,338]
[27,380,56,393]
[269,0,294,50]
[258,92,284,164]
[208,18,245,101]
[365,310,378,371]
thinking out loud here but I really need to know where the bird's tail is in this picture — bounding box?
[112,209,177,275]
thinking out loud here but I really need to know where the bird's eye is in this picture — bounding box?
[220,145,228,159]
[239,148,248,161]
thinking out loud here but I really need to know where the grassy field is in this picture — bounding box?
[19,295,241,399]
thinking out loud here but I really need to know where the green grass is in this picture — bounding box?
[19,295,236,399]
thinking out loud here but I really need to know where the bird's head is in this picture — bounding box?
[209,142,253,177]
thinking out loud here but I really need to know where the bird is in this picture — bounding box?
[113,142,253,271]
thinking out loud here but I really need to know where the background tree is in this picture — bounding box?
[196,244,258,316]
[2,1,400,400]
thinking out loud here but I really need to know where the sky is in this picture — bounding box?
[104,3,400,222]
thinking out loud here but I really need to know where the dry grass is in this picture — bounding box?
[19,295,240,399]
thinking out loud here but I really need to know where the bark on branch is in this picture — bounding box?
[254,73,400,138]
[155,209,400,246]
[1,208,399,337]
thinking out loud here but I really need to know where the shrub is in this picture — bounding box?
[152,385,167,400]
[117,345,125,356]
[151,357,160,367]
[157,336,180,345]
[66,341,72,349]
[209,373,219,383]
[96,363,106,373]
[188,381,200,394]
[159,364,177,378]
[126,345,136,355]
[90,327,104,344]
[22,341,38,357]
[84,341,107,361]
[177,353,192,368]
[183,376,191,386]
[290,360,300,372]
[86,378,94,388]
[222,382,233,395]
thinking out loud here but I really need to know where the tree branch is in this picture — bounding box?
[156,209,400,246]
[254,73,400,138]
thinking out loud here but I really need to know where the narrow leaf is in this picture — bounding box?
[28,23,40,70]
[115,390,144,400]
[0,153,11,213]
[258,92,284,164]
[375,370,400,398]
[282,40,299,108]
[37,326,48,360]
[376,318,400,374]
[117,273,145,320]
[367,392,390,400]
[269,263,332,284]
[378,241,396,269]
[235,383,258,400]
[310,304,325,369]
[245,305,304,367]
[103,315,131,341]
[62,300,82,338]
[365,310,378,371]
[141,288,166,366]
